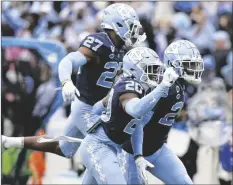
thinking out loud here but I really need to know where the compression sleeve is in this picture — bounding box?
[131,123,144,157]
[92,100,105,115]
[58,51,87,83]
[125,83,169,118]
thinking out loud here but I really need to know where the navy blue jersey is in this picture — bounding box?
[101,77,145,145]
[122,81,185,156]
[76,32,125,105]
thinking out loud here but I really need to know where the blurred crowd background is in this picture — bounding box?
[1,1,232,185]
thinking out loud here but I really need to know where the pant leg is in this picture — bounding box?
[79,127,127,184]
[59,98,93,157]
[148,143,193,184]
[124,151,141,184]
[70,97,95,136]
[82,169,97,184]
[116,148,128,179]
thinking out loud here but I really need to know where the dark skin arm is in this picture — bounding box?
[78,46,100,64]
[101,92,138,115]
[24,136,64,156]
[120,93,139,111]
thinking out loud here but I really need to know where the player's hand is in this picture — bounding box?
[162,67,180,87]
[135,156,154,184]
[62,80,80,102]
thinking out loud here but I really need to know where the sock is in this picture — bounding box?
[4,137,24,149]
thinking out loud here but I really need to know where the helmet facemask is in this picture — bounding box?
[170,56,204,85]
[122,19,146,47]
[164,40,204,85]
[182,57,204,85]
[138,62,165,87]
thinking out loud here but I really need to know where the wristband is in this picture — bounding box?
[161,80,172,87]
[62,79,71,86]
[134,154,143,160]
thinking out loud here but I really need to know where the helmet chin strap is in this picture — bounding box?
[125,39,133,47]
[122,69,132,77]
[140,74,158,90]
[140,81,151,92]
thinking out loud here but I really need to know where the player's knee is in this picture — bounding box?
[58,141,80,158]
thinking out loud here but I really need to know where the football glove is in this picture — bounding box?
[62,79,80,102]
[135,156,154,184]
[162,67,180,87]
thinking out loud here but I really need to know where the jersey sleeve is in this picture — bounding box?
[113,78,145,98]
[79,34,105,56]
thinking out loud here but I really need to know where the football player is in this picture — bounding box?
[78,47,181,184]
[122,40,204,184]
[2,3,146,159]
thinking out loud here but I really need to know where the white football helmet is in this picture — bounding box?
[101,3,146,47]
[164,40,204,85]
[123,47,164,87]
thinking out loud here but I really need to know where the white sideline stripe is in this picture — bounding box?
[37,136,83,143]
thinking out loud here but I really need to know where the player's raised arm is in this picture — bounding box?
[117,47,180,119]
[121,67,179,119]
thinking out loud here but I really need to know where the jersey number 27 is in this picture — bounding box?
[83,36,103,51]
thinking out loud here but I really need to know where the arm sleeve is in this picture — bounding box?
[58,51,87,83]
[131,123,144,157]
[125,83,169,118]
